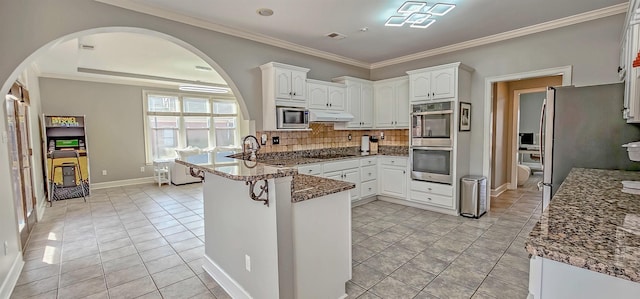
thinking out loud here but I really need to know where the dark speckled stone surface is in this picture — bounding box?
[292,174,355,202]
[174,159,297,182]
[526,168,640,282]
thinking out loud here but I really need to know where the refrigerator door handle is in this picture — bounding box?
[539,100,546,167]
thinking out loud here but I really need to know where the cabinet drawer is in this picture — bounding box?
[380,156,408,167]
[360,157,376,166]
[360,165,377,181]
[361,180,377,198]
[323,159,359,173]
[410,191,454,208]
[298,164,322,176]
[410,180,452,196]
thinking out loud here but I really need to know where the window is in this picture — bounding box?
[143,91,240,164]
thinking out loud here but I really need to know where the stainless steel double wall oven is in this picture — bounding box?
[410,101,454,184]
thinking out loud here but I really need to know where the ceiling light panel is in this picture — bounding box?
[385,1,456,29]
[179,85,229,93]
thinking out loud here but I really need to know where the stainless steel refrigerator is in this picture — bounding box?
[541,83,640,209]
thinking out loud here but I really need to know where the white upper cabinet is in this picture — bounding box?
[307,79,346,111]
[407,63,472,103]
[431,68,456,99]
[374,76,410,129]
[621,0,640,122]
[260,62,310,109]
[333,77,374,129]
[260,62,310,130]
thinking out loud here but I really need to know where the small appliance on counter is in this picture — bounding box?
[369,136,379,154]
[622,141,640,194]
[361,135,370,152]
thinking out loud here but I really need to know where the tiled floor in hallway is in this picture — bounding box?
[13,177,542,299]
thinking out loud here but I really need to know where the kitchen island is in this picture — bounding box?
[526,168,640,299]
[175,158,354,299]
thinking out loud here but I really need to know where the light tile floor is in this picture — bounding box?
[13,178,542,299]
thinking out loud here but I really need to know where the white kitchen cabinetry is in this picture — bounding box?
[323,159,360,202]
[374,77,410,128]
[621,0,640,122]
[378,157,408,198]
[307,80,346,111]
[298,163,322,176]
[360,157,378,198]
[407,62,473,103]
[332,77,374,129]
[409,180,454,209]
[260,62,310,130]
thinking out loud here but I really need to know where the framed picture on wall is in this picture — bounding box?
[459,102,471,131]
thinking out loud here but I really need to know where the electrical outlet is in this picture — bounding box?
[348,134,352,141]
[261,134,267,145]
[102,170,107,176]
[272,136,280,145]
[4,241,8,256]
[140,166,145,173]
[245,254,251,272]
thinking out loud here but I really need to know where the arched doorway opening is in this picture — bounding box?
[1,27,250,252]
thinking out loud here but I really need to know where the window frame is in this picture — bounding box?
[142,90,241,164]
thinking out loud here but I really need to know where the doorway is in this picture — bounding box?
[483,66,572,209]
[511,89,546,191]
[6,82,37,249]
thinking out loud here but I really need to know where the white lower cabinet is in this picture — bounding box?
[410,180,454,208]
[378,157,408,198]
[323,159,361,202]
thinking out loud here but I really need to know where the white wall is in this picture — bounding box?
[371,14,625,176]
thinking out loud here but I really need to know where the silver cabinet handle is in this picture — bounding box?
[403,170,406,174]
[289,92,292,95]
[391,160,395,163]
[368,187,372,190]
[428,197,432,201]
[368,172,372,176]
[308,169,313,173]
[428,188,432,191]
[330,103,332,107]
[293,92,296,96]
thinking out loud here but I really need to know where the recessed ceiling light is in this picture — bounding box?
[179,85,229,93]
[256,8,274,16]
[360,27,369,32]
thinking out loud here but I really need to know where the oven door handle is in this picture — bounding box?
[411,146,453,151]
[411,110,454,116]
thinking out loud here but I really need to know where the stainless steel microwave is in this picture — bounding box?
[277,107,309,129]
[410,146,453,184]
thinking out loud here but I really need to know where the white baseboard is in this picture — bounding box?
[37,196,47,221]
[491,183,509,197]
[203,254,251,299]
[0,254,24,299]
[91,177,155,190]
[351,196,377,208]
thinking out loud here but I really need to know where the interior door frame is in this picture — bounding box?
[483,66,572,210]
[510,87,546,189]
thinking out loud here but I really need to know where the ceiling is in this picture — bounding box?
[99,0,628,66]
[35,1,628,87]
[35,32,227,89]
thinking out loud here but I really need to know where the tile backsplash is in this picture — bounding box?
[256,123,409,153]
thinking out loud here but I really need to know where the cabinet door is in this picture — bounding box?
[324,170,343,181]
[361,84,374,128]
[395,79,410,127]
[346,83,362,128]
[275,69,292,99]
[291,70,307,101]
[343,169,360,201]
[379,166,406,198]
[431,68,456,99]
[375,84,395,128]
[328,86,346,111]
[308,83,328,110]
[410,72,431,102]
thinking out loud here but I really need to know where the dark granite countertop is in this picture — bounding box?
[292,174,355,202]
[525,168,640,283]
[174,159,298,182]
[174,159,355,203]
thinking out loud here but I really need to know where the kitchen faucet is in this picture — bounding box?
[242,135,261,161]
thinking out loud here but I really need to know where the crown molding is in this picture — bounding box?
[95,0,370,69]
[371,3,627,69]
[96,1,626,71]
